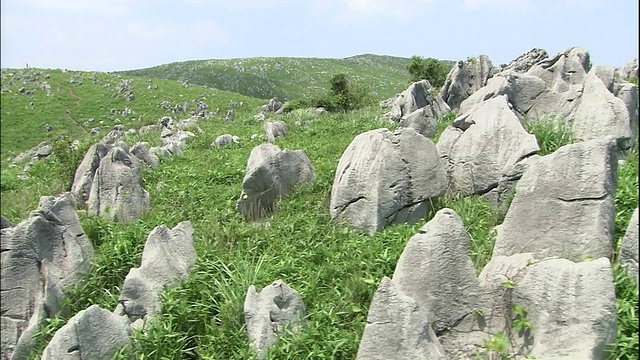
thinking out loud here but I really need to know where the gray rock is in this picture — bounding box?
[71,142,111,207]
[592,64,616,92]
[114,222,196,324]
[458,71,548,118]
[268,97,282,112]
[499,48,548,74]
[87,146,150,222]
[237,143,315,221]
[439,55,494,109]
[100,130,125,145]
[42,305,131,360]
[244,280,305,359]
[617,57,639,80]
[0,215,13,229]
[613,81,639,140]
[619,208,639,282]
[390,80,450,121]
[131,142,160,168]
[392,209,482,329]
[527,47,591,90]
[254,112,266,122]
[330,128,448,235]
[437,95,539,196]
[398,107,438,138]
[264,121,288,143]
[1,193,93,360]
[493,138,618,262]
[139,124,161,134]
[356,277,446,360]
[149,146,172,159]
[572,70,634,150]
[479,255,617,359]
[212,134,240,148]
[35,143,52,158]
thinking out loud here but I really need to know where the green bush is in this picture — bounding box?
[407,56,448,88]
[282,74,374,113]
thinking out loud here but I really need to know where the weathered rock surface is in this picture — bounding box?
[440,55,494,109]
[619,208,639,282]
[87,145,150,222]
[244,280,306,359]
[1,215,13,229]
[389,80,450,122]
[617,57,639,80]
[1,193,93,360]
[572,70,635,150]
[330,128,448,235]
[493,138,618,261]
[263,121,288,143]
[356,277,446,360]
[498,47,548,74]
[437,95,539,196]
[130,142,159,168]
[113,221,196,325]
[358,208,617,359]
[41,305,131,360]
[212,134,240,148]
[236,143,315,221]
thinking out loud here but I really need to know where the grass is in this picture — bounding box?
[1,68,636,359]
[116,54,455,102]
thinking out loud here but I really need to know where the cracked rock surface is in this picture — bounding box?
[244,280,306,359]
[330,127,448,235]
[1,193,93,360]
[494,138,618,261]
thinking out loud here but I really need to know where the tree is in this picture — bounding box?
[407,56,448,89]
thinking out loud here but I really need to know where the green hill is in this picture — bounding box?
[0,68,264,156]
[116,54,454,101]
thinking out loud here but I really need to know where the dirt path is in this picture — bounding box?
[64,88,88,134]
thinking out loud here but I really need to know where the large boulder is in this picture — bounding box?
[493,138,618,262]
[236,143,315,221]
[330,128,448,235]
[617,57,639,80]
[87,146,150,222]
[41,305,131,360]
[439,55,494,109]
[244,280,306,359]
[1,193,93,360]
[113,221,196,327]
[497,48,548,74]
[130,142,159,169]
[389,80,450,122]
[458,71,548,118]
[357,208,617,359]
[619,208,639,282]
[264,121,288,143]
[356,277,446,360]
[70,142,111,207]
[437,95,539,196]
[572,70,635,150]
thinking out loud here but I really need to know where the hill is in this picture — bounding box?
[0,68,264,156]
[116,54,454,101]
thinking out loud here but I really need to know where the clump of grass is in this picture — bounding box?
[524,115,576,156]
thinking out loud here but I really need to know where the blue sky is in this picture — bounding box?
[1,0,638,72]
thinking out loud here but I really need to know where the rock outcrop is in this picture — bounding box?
[237,143,315,221]
[440,55,494,109]
[330,128,448,235]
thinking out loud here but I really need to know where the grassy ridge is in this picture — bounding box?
[116,54,455,101]
[0,68,264,156]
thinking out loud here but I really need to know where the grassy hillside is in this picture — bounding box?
[0,65,637,359]
[0,68,264,157]
[116,54,455,101]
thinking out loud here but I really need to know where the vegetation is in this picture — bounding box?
[0,62,636,360]
[282,73,375,113]
[407,55,449,88]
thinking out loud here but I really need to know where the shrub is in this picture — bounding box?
[407,56,448,88]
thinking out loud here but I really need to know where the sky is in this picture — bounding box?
[1,0,638,72]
